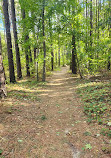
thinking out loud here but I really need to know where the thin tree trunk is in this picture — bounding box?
[107,0,111,70]
[98,0,99,40]
[42,0,46,82]
[37,49,39,81]
[72,34,77,74]
[89,0,93,70]
[36,28,39,81]
[58,34,60,67]
[90,0,93,48]
[77,55,83,79]
[34,47,36,62]
[85,0,88,55]
[3,0,16,83]
[62,50,65,67]
[25,35,30,77]
[51,47,54,71]
[49,17,54,71]
[29,48,33,63]
[22,9,30,76]
[0,35,7,98]
[58,46,60,67]
[10,0,22,79]
[56,52,57,65]
[36,15,41,81]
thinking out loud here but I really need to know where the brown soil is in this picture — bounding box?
[0,66,110,158]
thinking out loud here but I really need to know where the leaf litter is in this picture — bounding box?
[0,66,111,158]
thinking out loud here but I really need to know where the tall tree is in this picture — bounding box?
[42,0,46,81]
[89,0,93,70]
[72,34,77,74]
[58,35,60,67]
[0,35,7,98]
[3,0,16,83]
[107,0,111,70]
[71,2,77,74]
[21,9,30,76]
[85,0,88,56]
[49,17,54,71]
[10,0,22,79]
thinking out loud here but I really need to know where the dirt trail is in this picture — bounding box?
[0,67,109,158]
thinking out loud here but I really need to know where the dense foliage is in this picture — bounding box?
[0,0,111,82]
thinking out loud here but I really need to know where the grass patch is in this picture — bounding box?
[41,115,47,120]
[6,79,44,103]
[76,77,111,137]
[8,90,40,102]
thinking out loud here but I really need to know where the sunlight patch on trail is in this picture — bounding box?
[47,82,64,86]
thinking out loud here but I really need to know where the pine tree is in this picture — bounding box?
[3,0,16,83]
[42,0,46,82]
[10,0,22,79]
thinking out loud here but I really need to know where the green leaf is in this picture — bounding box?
[85,144,92,149]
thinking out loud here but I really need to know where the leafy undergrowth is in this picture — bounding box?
[7,79,47,102]
[76,74,111,139]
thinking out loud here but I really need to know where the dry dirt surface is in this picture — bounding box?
[0,67,110,158]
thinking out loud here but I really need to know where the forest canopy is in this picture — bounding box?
[0,0,111,83]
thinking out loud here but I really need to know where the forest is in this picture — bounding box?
[0,0,111,157]
[0,0,110,83]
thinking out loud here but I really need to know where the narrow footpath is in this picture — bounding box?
[0,67,109,158]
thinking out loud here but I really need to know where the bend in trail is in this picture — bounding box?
[0,66,107,158]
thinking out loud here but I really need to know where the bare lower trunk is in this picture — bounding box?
[0,36,7,98]
[3,0,16,83]
[37,49,39,81]
[22,9,30,76]
[62,50,65,67]
[58,46,60,67]
[107,0,111,70]
[42,41,46,81]
[56,52,57,65]
[51,50,54,71]
[72,34,77,74]
[10,0,22,79]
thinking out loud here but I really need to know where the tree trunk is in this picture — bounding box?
[58,35,60,67]
[10,0,22,79]
[98,0,99,40]
[56,52,57,65]
[37,49,39,81]
[29,47,33,63]
[72,34,77,74]
[90,0,93,48]
[0,35,7,98]
[85,0,88,55]
[3,0,16,83]
[51,48,54,71]
[107,0,111,70]
[25,35,30,77]
[58,46,60,67]
[22,9,30,76]
[49,17,54,71]
[62,49,65,67]
[89,0,93,70]
[42,0,46,82]
[34,47,36,61]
